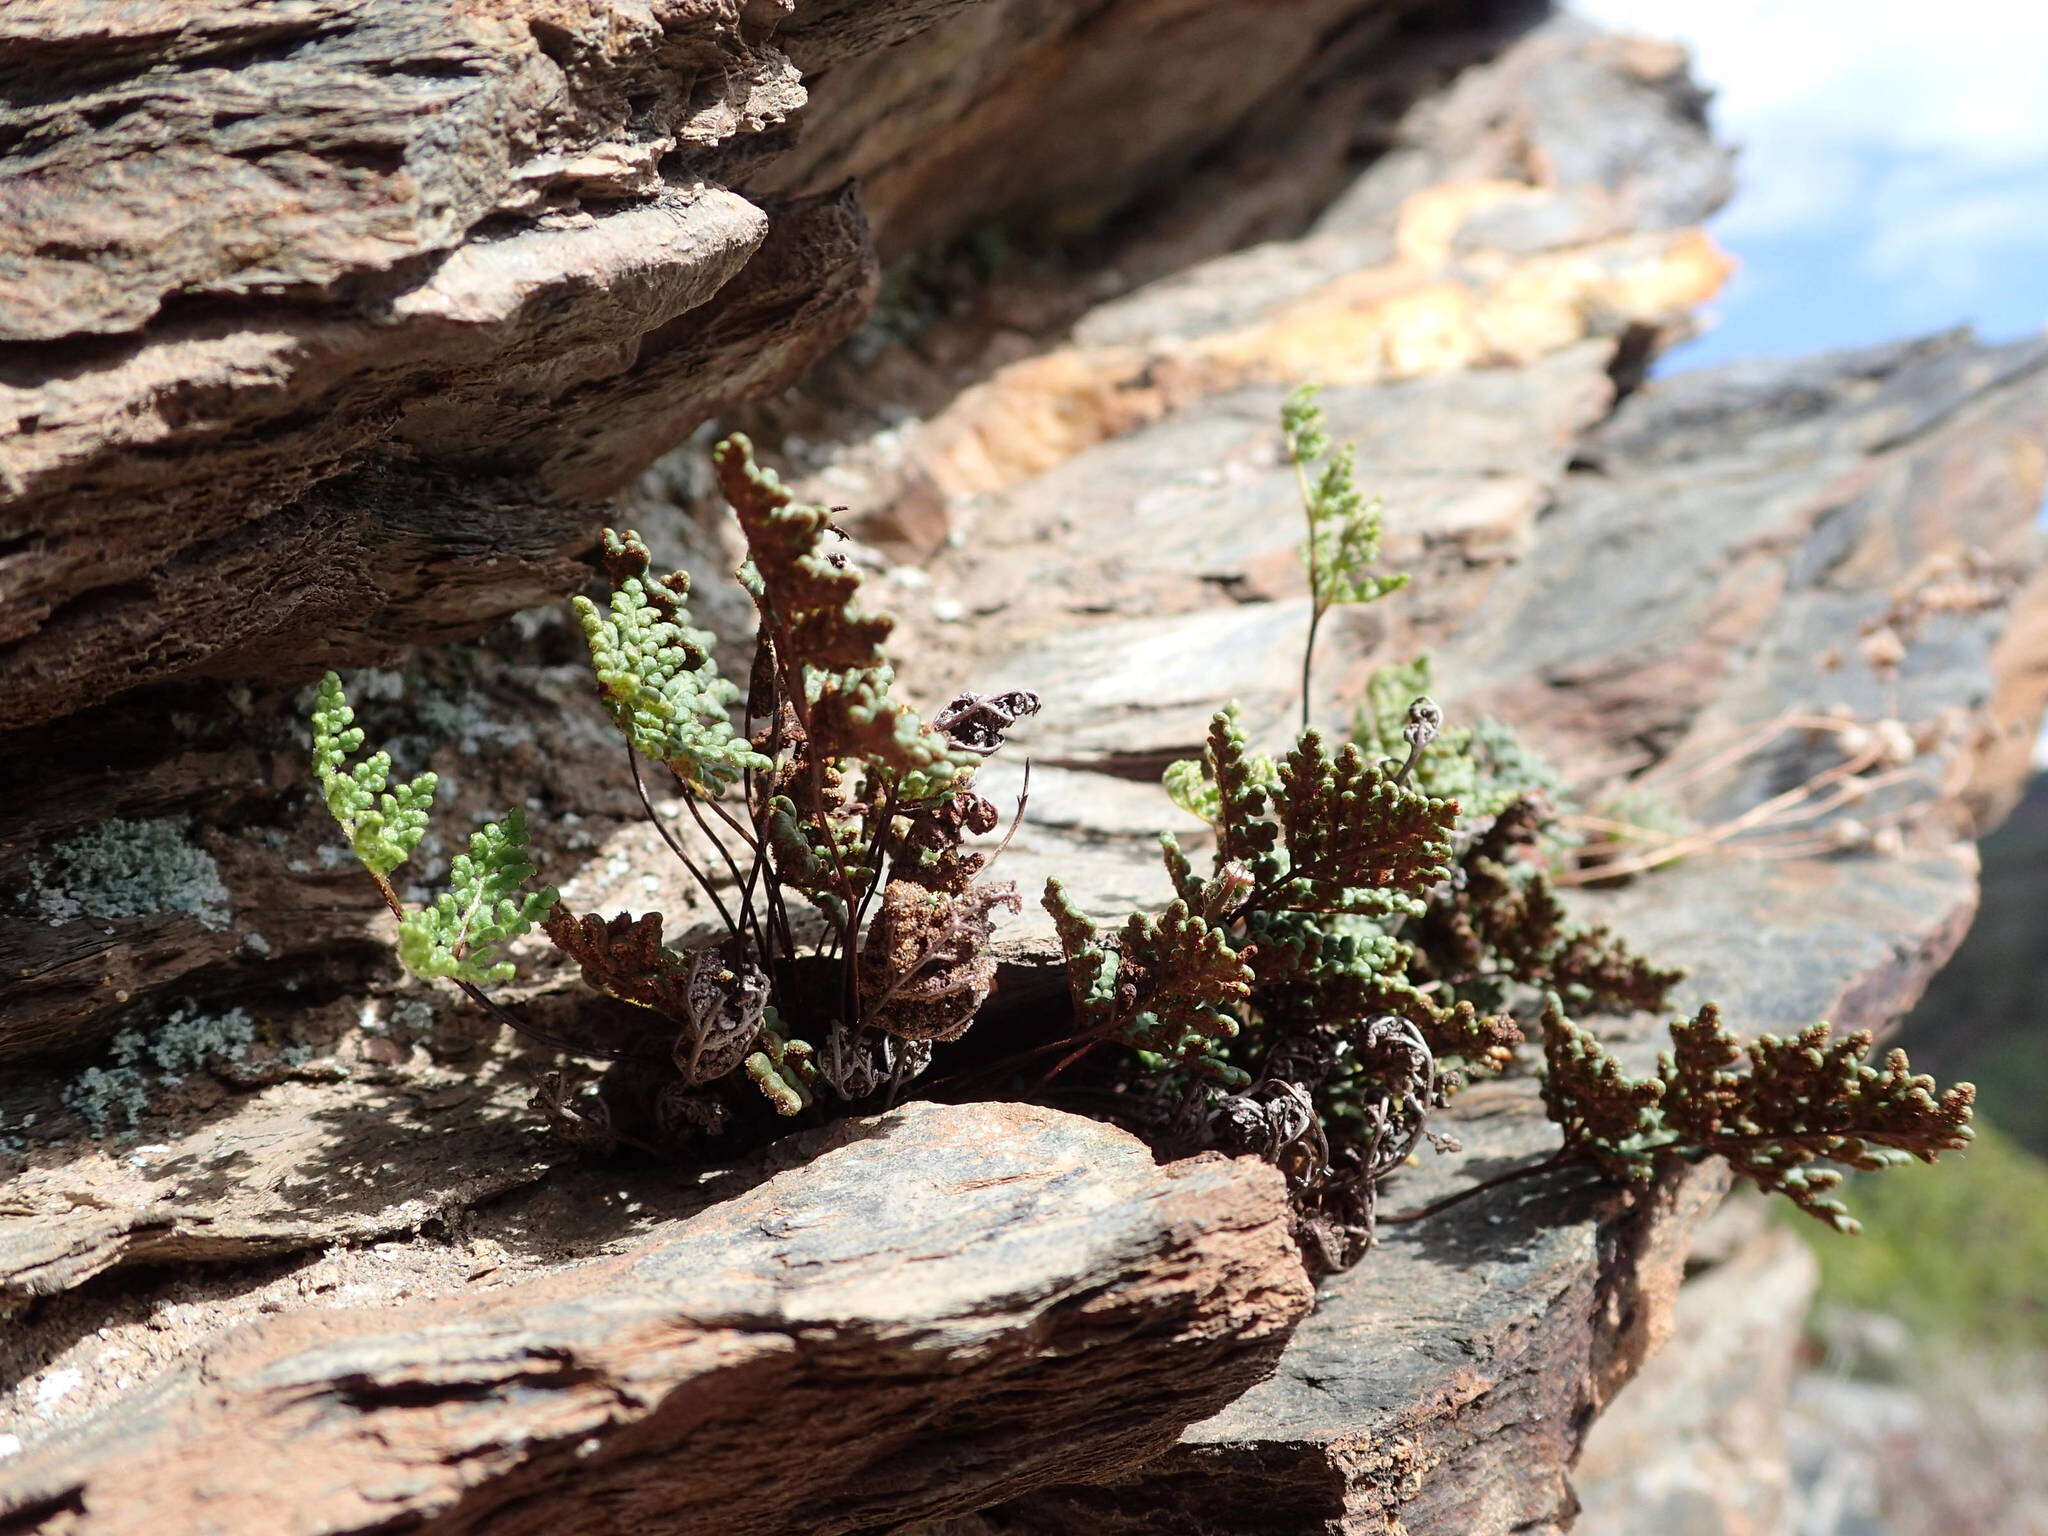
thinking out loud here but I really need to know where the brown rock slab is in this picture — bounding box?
[0,0,932,731]
[0,1101,1312,1536]
[1,0,1518,737]
[0,1072,551,1307]
[970,841,1982,1536]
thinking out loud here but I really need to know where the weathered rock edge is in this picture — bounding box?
[0,1100,1312,1536]
[0,0,1460,732]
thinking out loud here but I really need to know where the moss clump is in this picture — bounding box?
[26,817,231,931]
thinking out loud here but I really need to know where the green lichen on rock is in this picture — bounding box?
[63,1003,259,1135]
[25,816,232,931]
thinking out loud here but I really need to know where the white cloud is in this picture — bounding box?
[1575,0,2048,164]
[1864,172,2048,299]
[1574,0,2048,325]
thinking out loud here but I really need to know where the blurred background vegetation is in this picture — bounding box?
[1817,772,2048,1350]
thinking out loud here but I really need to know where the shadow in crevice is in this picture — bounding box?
[1377,1150,1615,1273]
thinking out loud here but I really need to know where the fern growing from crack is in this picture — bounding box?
[309,434,1034,1149]
[1043,390,1975,1274]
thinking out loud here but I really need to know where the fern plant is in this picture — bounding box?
[303,395,1975,1271]
[311,670,556,1015]
[1044,386,1974,1272]
[311,434,1035,1149]
[1539,1002,1974,1234]
[1285,385,1406,729]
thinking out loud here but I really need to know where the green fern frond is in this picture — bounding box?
[1043,877,1121,1034]
[396,811,557,987]
[1540,1000,1977,1232]
[1162,757,1221,823]
[573,530,769,792]
[1272,730,1456,908]
[309,671,437,878]
[1283,386,1408,617]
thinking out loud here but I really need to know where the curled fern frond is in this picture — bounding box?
[744,1013,819,1116]
[540,906,769,1083]
[860,880,1021,1042]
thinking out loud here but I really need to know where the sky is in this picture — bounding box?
[1573,0,2048,371]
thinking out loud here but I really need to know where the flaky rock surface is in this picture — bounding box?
[0,0,1478,733]
[0,1101,1310,1536]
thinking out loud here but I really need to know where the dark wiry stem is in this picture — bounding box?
[848,781,899,945]
[676,780,767,958]
[755,614,864,956]
[626,746,739,937]
[453,979,662,1064]
[1390,728,1426,787]
[1300,604,1324,734]
[743,696,795,961]
[1295,449,1324,732]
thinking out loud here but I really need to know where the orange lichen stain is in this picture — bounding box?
[910,186,1733,504]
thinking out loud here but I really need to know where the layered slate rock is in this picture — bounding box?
[0,0,1487,736]
[4,11,2047,1536]
[0,1102,1312,1536]
[0,1,840,734]
[0,0,1520,1064]
[0,1068,551,1307]
[892,328,2048,1534]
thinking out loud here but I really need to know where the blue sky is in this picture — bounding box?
[1574,0,2048,370]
